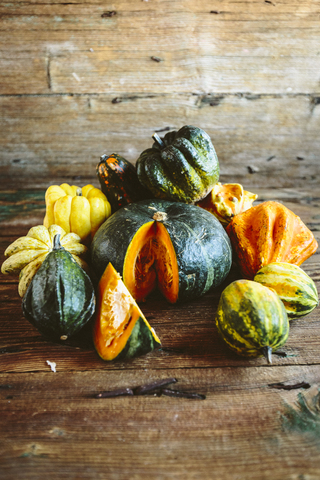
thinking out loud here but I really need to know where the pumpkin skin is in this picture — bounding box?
[136,125,220,204]
[43,183,111,243]
[93,262,161,361]
[22,234,95,342]
[90,199,232,304]
[197,182,258,226]
[254,262,319,319]
[226,201,318,279]
[215,279,289,363]
[97,153,151,213]
[1,224,88,297]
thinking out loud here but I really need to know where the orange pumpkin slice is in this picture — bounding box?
[93,262,161,361]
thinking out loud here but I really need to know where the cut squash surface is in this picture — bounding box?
[93,262,161,361]
[123,220,179,303]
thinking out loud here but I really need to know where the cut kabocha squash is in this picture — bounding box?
[97,153,151,213]
[226,201,318,279]
[90,199,232,304]
[93,262,161,361]
[197,182,258,225]
[136,125,220,204]
[254,262,319,319]
[215,279,289,363]
[43,183,111,243]
[1,224,88,297]
[22,234,95,342]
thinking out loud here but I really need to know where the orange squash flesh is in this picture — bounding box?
[93,262,161,361]
[123,220,179,303]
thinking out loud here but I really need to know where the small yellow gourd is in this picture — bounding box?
[1,224,89,297]
[43,183,111,243]
[197,182,257,225]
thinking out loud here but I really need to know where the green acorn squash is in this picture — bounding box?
[254,262,319,319]
[215,279,289,363]
[136,125,219,204]
[22,234,95,341]
[97,153,151,212]
[90,199,232,304]
[93,262,161,361]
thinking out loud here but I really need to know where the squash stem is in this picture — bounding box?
[262,346,273,364]
[53,234,63,250]
[152,133,165,149]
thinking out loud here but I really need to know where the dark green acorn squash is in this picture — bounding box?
[22,234,95,342]
[90,199,232,304]
[136,125,220,204]
[93,262,161,361]
[97,153,151,212]
[215,279,289,363]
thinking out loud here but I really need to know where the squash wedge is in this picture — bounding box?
[93,262,161,361]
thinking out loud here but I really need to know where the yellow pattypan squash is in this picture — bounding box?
[43,183,111,242]
[1,224,89,297]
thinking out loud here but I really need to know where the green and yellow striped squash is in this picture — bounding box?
[254,262,319,319]
[215,279,289,363]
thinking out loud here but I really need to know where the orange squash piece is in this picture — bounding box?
[226,201,318,279]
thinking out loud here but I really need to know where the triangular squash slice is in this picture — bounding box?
[93,262,161,361]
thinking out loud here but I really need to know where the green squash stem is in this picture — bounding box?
[152,133,165,149]
[53,233,63,251]
[261,346,273,364]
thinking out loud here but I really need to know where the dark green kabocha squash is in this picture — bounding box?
[22,234,95,342]
[97,153,151,212]
[90,199,232,304]
[136,125,220,204]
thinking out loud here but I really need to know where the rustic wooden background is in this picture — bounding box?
[1,1,320,479]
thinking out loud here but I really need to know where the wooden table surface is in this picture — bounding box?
[1,186,319,479]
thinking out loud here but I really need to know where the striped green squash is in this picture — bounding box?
[254,262,319,319]
[215,279,289,363]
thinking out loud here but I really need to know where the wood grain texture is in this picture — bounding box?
[1,94,319,189]
[1,0,320,94]
[1,366,320,479]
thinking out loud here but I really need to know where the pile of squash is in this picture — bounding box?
[1,125,319,364]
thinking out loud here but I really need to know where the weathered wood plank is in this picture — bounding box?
[1,94,319,189]
[1,0,320,94]
[1,366,320,479]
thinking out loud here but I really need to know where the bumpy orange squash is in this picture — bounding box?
[197,182,257,225]
[226,201,318,279]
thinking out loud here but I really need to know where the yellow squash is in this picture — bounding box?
[1,224,88,297]
[43,183,111,243]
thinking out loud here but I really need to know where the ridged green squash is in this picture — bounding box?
[91,199,232,304]
[93,262,161,361]
[215,279,289,363]
[22,234,95,342]
[254,262,319,318]
[136,125,219,204]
